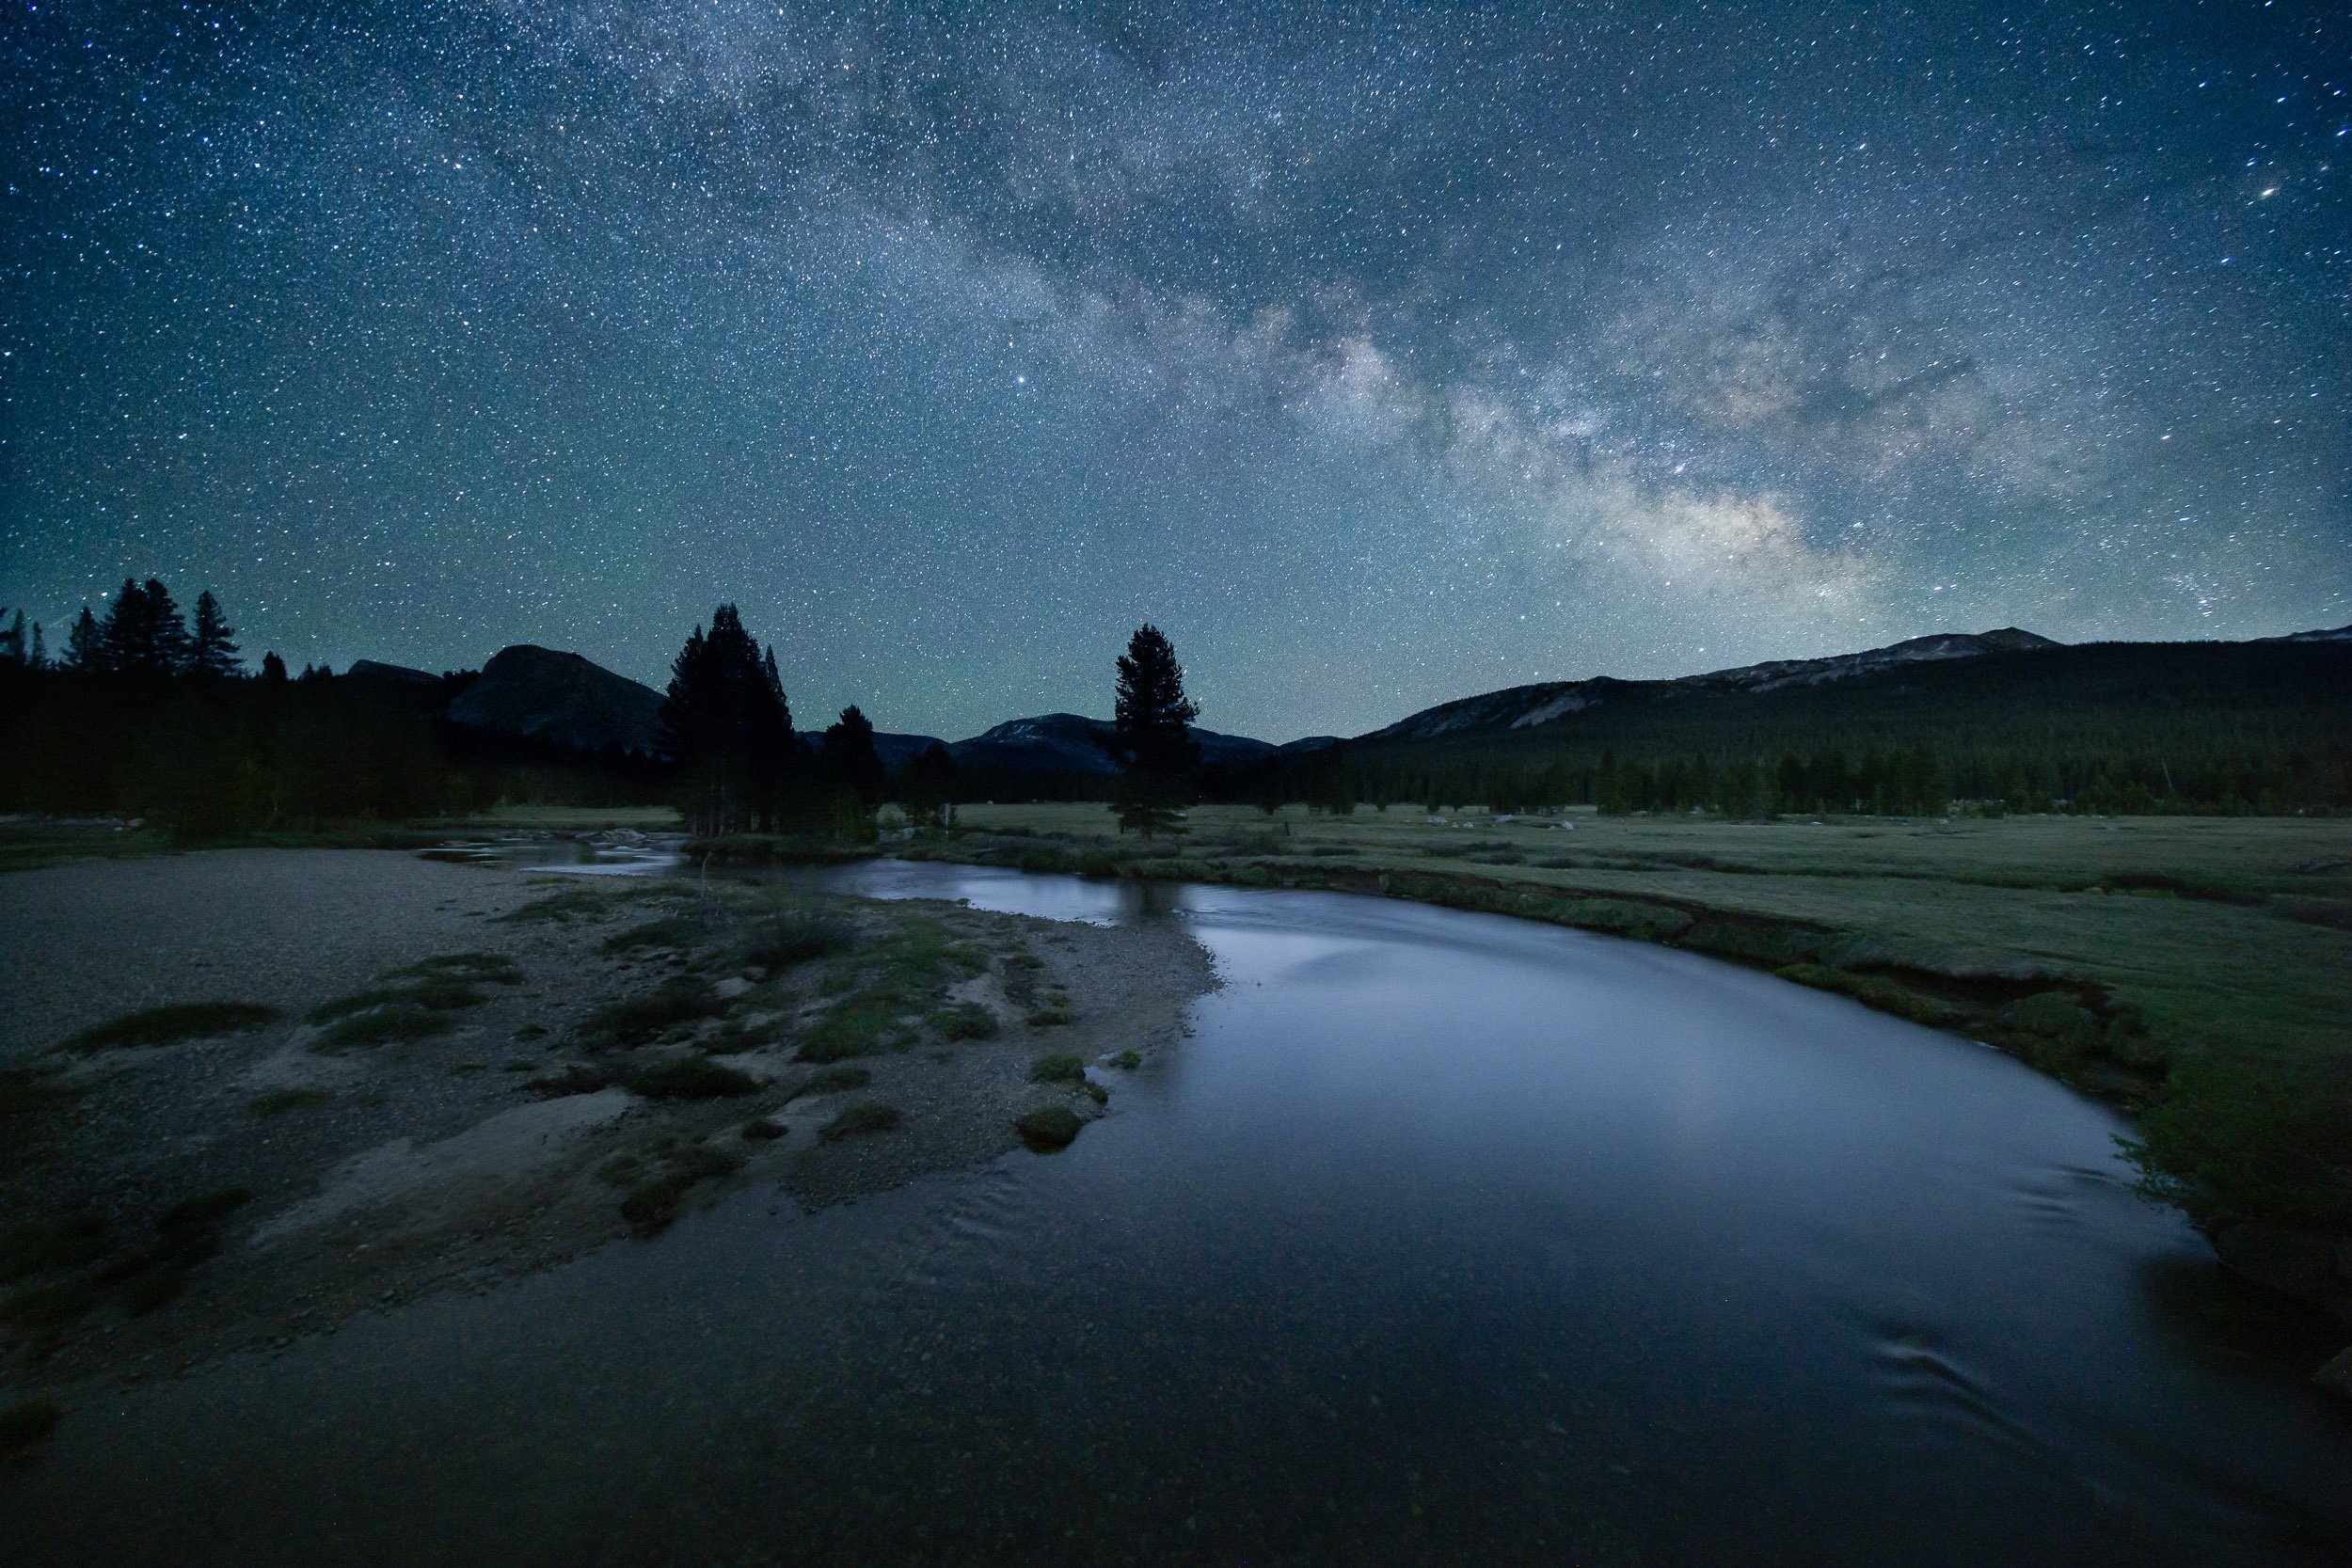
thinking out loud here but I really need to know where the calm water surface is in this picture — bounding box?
[8,863,2345,1566]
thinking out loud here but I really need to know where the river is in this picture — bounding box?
[7,862,2345,1565]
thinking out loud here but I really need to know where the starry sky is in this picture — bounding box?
[4,2,2347,741]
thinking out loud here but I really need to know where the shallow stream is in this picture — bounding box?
[8,863,2346,1565]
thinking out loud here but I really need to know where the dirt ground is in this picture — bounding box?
[0,848,1213,1418]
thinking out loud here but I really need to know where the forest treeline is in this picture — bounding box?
[6,579,2347,833]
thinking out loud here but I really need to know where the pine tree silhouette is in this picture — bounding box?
[189,591,242,677]
[1111,624,1200,835]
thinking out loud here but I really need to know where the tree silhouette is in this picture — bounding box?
[189,591,242,678]
[1111,624,1200,835]
[99,578,192,677]
[63,609,102,672]
[898,741,961,830]
[823,705,888,808]
[260,651,289,683]
[659,604,796,834]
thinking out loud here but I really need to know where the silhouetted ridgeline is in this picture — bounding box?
[1222,632,2352,817]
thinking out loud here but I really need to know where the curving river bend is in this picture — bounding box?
[9,863,2347,1565]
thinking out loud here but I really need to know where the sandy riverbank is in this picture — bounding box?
[0,848,1212,1428]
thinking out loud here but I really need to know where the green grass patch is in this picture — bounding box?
[929,1001,1000,1040]
[247,1088,329,1117]
[577,978,723,1050]
[1109,1050,1142,1070]
[743,909,854,969]
[1026,1006,1074,1028]
[819,1101,902,1140]
[387,952,523,985]
[61,1002,278,1052]
[1030,1053,1086,1084]
[1015,1104,1085,1151]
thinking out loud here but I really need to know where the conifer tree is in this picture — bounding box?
[63,608,102,672]
[659,605,796,834]
[1110,624,1200,835]
[261,651,289,683]
[189,591,242,677]
[0,610,24,664]
[28,623,43,669]
[823,705,888,808]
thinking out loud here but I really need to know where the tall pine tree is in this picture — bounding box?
[189,591,242,677]
[1111,624,1200,835]
[63,607,102,672]
[823,705,888,808]
[659,605,796,834]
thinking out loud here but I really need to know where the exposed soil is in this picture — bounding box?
[0,850,1212,1420]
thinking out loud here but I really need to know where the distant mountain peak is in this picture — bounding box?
[1365,627,2064,743]
[443,643,665,755]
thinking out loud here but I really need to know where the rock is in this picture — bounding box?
[711,976,754,1001]
[2315,1347,2352,1403]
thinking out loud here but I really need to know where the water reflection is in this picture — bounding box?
[418,834,686,876]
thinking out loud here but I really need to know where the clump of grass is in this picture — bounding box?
[1030,1053,1086,1084]
[819,1101,902,1140]
[743,908,853,970]
[1082,1081,1110,1105]
[627,1056,759,1101]
[313,1003,456,1051]
[615,1145,747,1235]
[577,978,722,1050]
[1108,1050,1142,1071]
[524,1063,612,1099]
[798,996,911,1063]
[514,1023,549,1040]
[1026,1006,1074,1028]
[0,1396,61,1453]
[930,1001,999,1040]
[61,1002,278,1053]
[1015,1105,1085,1151]
[740,1117,786,1141]
[602,913,711,955]
[388,952,523,985]
[247,1088,328,1117]
[802,1065,871,1094]
[0,1212,105,1285]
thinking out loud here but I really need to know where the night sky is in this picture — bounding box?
[4,3,2346,741]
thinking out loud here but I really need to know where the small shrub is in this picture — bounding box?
[0,1397,62,1452]
[628,1057,760,1101]
[1083,1081,1109,1105]
[577,978,722,1050]
[1030,1053,1086,1084]
[799,997,906,1063]
[819,1101,902,1140]
[803,1065,871,1094]
[740,1117,786,1141]
[1026,1006,1074,1028]
[247,1088,328,1117]
[1015,1105,1084,1151]
[618,1172,694,1235]
[1109,1050,1141,1070]
[62,1002,278,1052]
[744,910,852,970]
[930,1002,999,1040]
